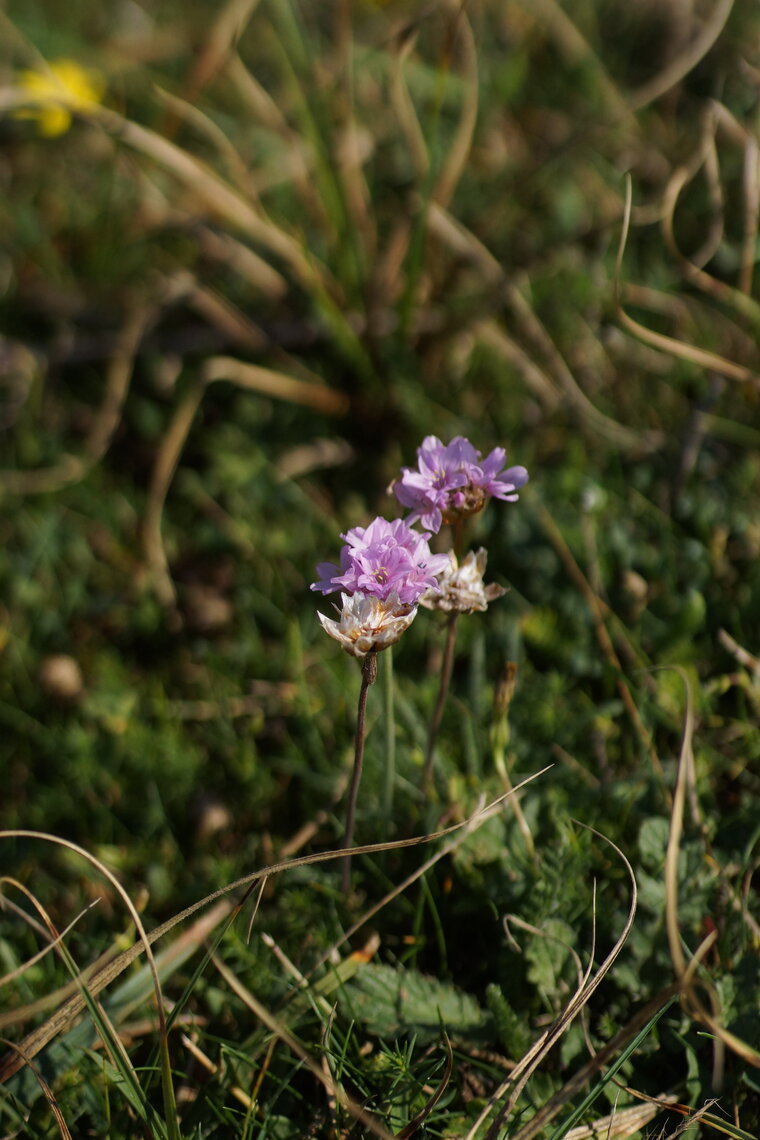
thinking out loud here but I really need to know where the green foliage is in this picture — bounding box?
[341,961,491,1044]
[1,0,760,1135]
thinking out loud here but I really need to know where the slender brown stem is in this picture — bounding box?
[423,613,459,791]
[341,652,378,893]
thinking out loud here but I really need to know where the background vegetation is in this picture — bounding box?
[1,0,759,1136]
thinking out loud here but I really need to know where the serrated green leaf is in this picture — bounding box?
[341,963,490,1043]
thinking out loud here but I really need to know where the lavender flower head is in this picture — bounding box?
[393,435,528,532]
[312,516,449,606]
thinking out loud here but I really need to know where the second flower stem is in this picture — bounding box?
[341,651,377,893]
[423,612,459,791]
[382,646,395,818]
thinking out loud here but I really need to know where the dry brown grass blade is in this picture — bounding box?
[153,83,256,194]
[141,355,348,605]
[475,319,562,410]
[467,825,638,1140]
[718,629,760,673]
[390,26,429,179]
[141,380,206,607]
[507,991,682,1140]
[227,52,322,218]
[740,135,760,297]
[0,832,170,1087]
[504,276,664,454]
[0,1038,73,1139]
[564,1093,678,1140]
[193,226,288,298]
[615,177,760,385]
[662,1098,720,1139]
[202,356,349,413]
[173,0,263,113]
[663,668,760,1073]
[0,780,547,1084]
[628,0,735,111]
[518,0,635,125]
[432,5,478,211]
[180,1031,254,1109]
[182,281,270,352]
[211,951,398,1140]
[425,203,663,453]
[661,151,760,329]
[90,104,331,297]
[657,107,724,271]
[0,878,99,996]
[0,303,152,495]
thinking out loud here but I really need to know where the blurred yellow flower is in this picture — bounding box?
[16,58,105,137]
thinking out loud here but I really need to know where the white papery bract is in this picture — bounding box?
[419,548,506,613]
[318,591,418,658]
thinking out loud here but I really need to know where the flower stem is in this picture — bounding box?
[382,646,395,819]
[423,613,459,791]
[341,651,378,893]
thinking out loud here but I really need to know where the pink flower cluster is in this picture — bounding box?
[312,436,528,656]
[393,435,529,533]
[312,517,449,607]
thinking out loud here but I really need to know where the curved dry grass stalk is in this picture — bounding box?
[0,833,170,1082]
[390,27,429,180]
[663,667,760,1074]
[432,6,478,211]
[425,202,664,454]
[0,777,548,1085]
[520,0,635,126]
[153,83,256,194]
[563,1093,678,1140]
[628,0,735,112]
[0,304,152,496]
[739,136,760,297]
[615,177,760,386]
[0,1038,72,1139]
[172,0,263,112]
[141,381,206,607]
[475,320,562,409]
[658,107,724,270]
[227,52,322,218]
[508,990,682,1140]
[466,825,638,1140]
[502,912,591,1049]
[193,225,289,297]
[661,162,760,331]
[141,355,348,605]
[88,103,333,300]
[0,878,99,993]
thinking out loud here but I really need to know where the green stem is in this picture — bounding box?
[383,646,395,818]
[423,613,459,791]
[341,651,378,892]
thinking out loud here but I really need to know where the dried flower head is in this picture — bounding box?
[419,548,506,613]
[393,435,528,532]
[312,516,449,605]
[318,592,417,658]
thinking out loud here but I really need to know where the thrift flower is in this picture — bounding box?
[16,59,105,137]
[420,548,506,613]
[394,435,528,532]
[318,592,417,658]
[312,516,449,605]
